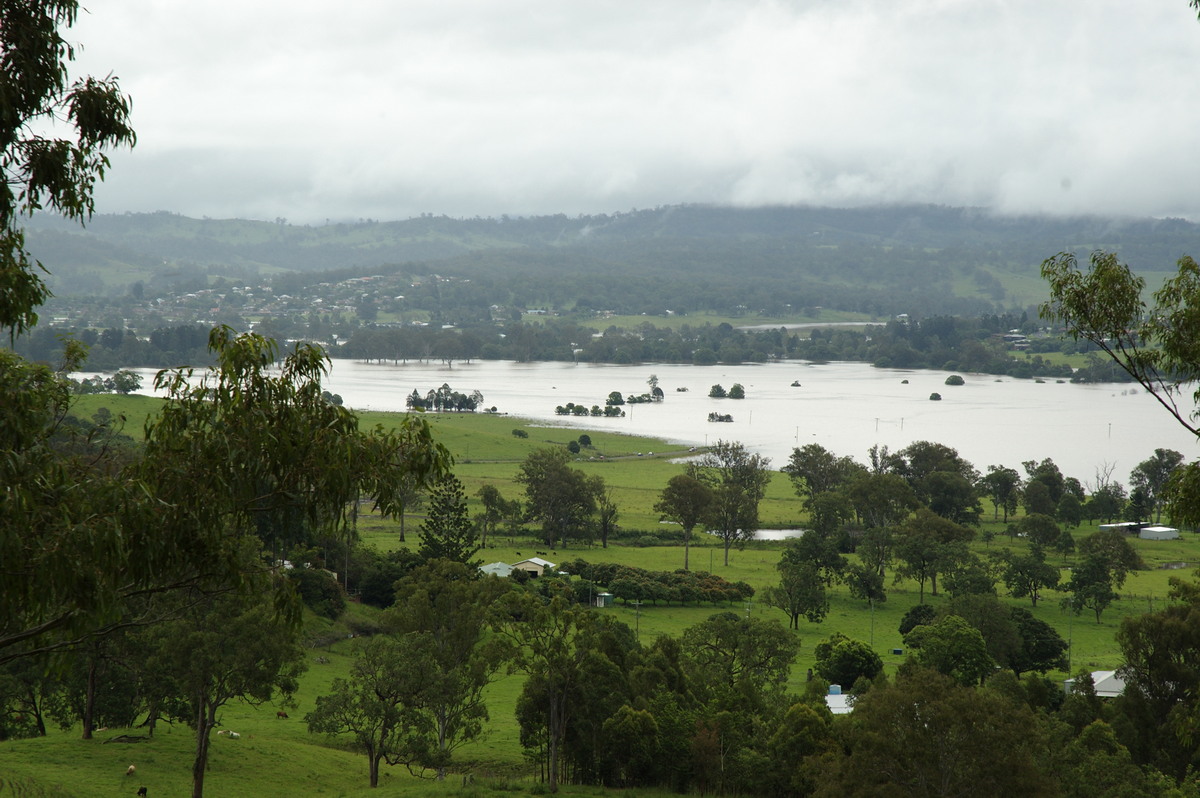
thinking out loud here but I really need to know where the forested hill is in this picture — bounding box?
[24,204,1200,315]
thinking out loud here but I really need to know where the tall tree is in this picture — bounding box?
[1115,573,1200,778]
[686,441,771,566]
[810,669,1053,797]
[782,443,860,503]
[813,633,883,689]
[0,0,136,336]
[904,614,994,687]
[149,592,306,798]
[383,560,511,779]
[417,475,479,565]
[593,478,620,550]
[498,592,598,793]
[474,484,509,550]
[893,509,973,603]
[1062,555,1120,624]
[681,612,801,705]
[3,327,450,666]
[846,472,919,529]
[654,473,714,571]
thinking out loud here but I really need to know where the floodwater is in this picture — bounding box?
[313,358,1198,483]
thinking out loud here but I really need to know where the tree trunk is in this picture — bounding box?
[683,529,691,571]
[81,657,97,740]
[368,750,380,788]
[192,702,215,798]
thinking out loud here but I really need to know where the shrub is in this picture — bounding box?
[512,428,529,438]
[289,568,347,619]
[945,374,965,386]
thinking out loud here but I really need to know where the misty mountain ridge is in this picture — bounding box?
[23,204,1200,312]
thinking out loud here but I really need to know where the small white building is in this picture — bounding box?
[512,557,556,578]
[1139,525,1180,540]
[824,684,854,715]
[480,562,514,578]
[1064,670,1126,698]
[1100,522,1143,535]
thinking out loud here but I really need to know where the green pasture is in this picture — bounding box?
[16,390,1200,795]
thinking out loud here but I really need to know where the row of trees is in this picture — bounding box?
[404,383,487,412]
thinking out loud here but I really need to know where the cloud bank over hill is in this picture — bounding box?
[71,1,1200,223]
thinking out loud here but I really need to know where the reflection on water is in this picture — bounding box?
[130,358,1199,483]
[754,529,806,541]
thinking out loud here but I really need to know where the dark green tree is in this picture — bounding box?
[846,472,919,529]
[1062,555,1120,624]
[516,447,600,549]
[1078,528,1144,586]
[417,475,479,565]
[813,633,883,689]
[1008,607,1068,676]
[681,612,801,705]
[783,443,861,503]
[474,484,510,550]
[893,509,973,602]
[1018,513,1062,548]
[980,464,1023,522]
[1114,573,1200,778]
[904,614,993,686]
[1129,448,1184,523]
[498,592,599,793]
[593,479,620,549]
[383,560,511,779]
[998,548,1060,607]
[809,669,1053,797]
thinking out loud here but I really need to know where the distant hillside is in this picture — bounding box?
[24,204,1200,312]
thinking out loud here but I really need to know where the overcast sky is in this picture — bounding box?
[67,1,1200,224]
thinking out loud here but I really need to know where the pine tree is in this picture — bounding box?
[418,475,480,565]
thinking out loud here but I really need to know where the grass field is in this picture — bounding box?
[10,393,1199,795]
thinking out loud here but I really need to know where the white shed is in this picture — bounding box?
[1139,525,1180,540]
[480,562,514,578]
[1064,670,1126,698]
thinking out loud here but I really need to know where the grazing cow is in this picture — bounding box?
[137,788,148,797]
[126,764,136,776]
[276,711,289,719]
